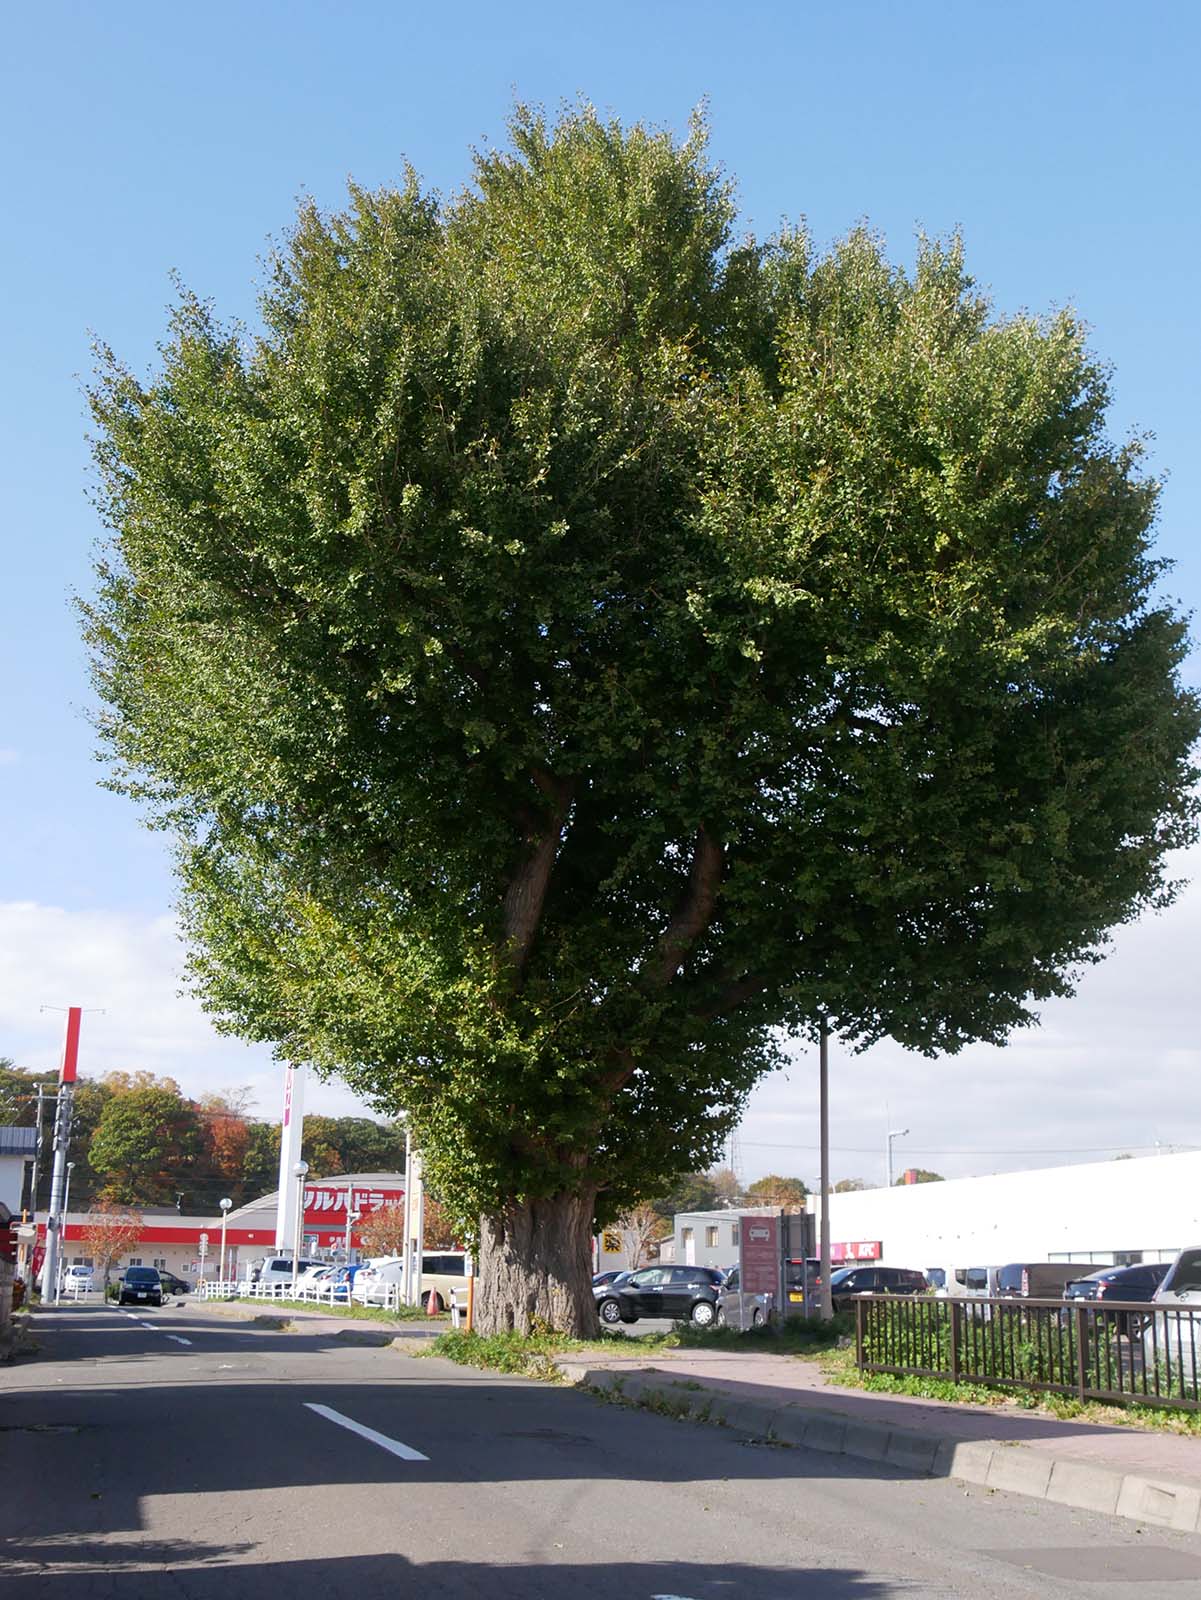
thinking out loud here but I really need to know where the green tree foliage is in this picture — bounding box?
[87,1088,206,1205]
[746,1174,809,1206]
[833,1179,867,1194]
[651,1173,720,1222]
[894,1168,945,1185]
[241,1119,280,1197]
[83,107,1199,1332]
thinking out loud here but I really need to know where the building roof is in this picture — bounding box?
[0,1126,38,1156]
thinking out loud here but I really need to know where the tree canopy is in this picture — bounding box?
[746,1174,809,1206]
[84,106,1199,1332]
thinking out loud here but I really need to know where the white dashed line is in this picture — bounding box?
[303,1402,429,1461]
[166,1335,193,1346]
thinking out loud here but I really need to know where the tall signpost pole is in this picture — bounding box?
[274,1062,307,1250]
[42,1007,82,1305]
[818,1019,832,1321]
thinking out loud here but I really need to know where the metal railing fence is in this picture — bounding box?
[855,1293,1201,1411]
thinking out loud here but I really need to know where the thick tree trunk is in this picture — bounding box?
[475,1190,598,1337]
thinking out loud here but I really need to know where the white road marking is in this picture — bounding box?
[303,1402,429,1461]
[166,1335,193,1345]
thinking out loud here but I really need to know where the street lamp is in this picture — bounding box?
[290,1161,309,1290]
[886,1127,910,1188]
[344,1207,360,1262]
[218,1197,232,1285]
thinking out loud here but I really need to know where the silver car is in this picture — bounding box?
[715,1265,773,1330]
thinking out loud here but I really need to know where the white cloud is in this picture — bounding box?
[0,901,375,1120]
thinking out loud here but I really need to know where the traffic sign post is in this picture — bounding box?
[198,1232,209,1285]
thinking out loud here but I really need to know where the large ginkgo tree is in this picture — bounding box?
[84,107,1198,1333]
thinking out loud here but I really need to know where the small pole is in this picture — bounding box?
[291,1161,309,1290]
[818,1018,832,1321]
[219,1198,232,1284]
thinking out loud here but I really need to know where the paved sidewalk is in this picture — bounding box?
[554,1344,1201,1533]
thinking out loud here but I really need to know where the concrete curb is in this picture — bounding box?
[566,1365,1201,1534]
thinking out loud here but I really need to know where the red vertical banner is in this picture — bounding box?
[739,1214,781,1297]
[60,1007,81,1083]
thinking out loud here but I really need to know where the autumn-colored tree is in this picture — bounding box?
[618,1203,669,1268]
[746,1174,809,1207]
[709,1167,743,1207]
[833,1178,867,1193]
[355,1202,405,1258]
[80,1202,144,1292]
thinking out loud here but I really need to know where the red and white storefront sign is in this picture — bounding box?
[830,1240,882,1263]
[302,1185,404,1225]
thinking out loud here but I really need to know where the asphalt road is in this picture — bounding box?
[3,1302,1200,1598]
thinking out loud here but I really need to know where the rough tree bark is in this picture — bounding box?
[474,1190,599,1336]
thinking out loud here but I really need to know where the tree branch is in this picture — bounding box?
[500,770,575,982]
[646,826,723,987]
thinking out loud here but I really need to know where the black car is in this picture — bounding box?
[157,1270,191,1296]
[1062,1262,1170,1334]
[829,1265,927,1313]
[119,1266,163,1307]
[596,1265,725,1327]
[592,1270,629,1289]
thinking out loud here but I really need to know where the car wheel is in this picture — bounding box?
[714,1303,727,1328]
[751,1307,765,1328]
[691,1300,716,1327]
[598,1297,622,1326]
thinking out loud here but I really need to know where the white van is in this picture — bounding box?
[354,1251,468,1311]
[245,1255,321,1289]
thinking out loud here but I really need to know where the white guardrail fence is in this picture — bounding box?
[194,1278,471,1322]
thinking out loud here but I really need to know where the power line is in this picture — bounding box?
[738,1139,1200,1156]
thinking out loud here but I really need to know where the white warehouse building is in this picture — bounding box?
[813,1149,1200,1274]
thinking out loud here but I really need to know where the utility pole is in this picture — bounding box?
[886,1127,910,1188]
[817,1019,832,1321]
[42,1007,82,1304]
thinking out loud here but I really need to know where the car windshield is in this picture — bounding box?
[1164,1249,1201,1294]
[125,1269,158,1283]
[829,1269,854,1286]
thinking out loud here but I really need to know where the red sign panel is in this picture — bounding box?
[831,1239,882,1263]
[302,1185,404,1225]
[739,1213,780,1297]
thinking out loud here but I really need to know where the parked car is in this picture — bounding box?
[1153,1247,1201,1306]
[592,1270,629,1289]
[294,1263,333,1289]
[997,1262,1111,1299]
[63,1264,93,1293]
[157,1269,191,1296]
[245,1255,322,1289]
[1061,1262,1169,1336]
[944,1265,1002,1299]
[354,1250,469,1311]
[119,1266,163,1307]
[715,1265,772,1330]
[595,1265,725,1327]
[829,1265,927,1313]
[1142,1248,1201,1389]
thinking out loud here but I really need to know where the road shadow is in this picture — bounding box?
[0,1552,900,1599]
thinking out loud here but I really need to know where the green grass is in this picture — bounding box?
[426,1313,856,1381]
[214,1296,435,1324]
[822,1345,1201,1435]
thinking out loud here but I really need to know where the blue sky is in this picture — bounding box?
[2,3,1198,1175]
